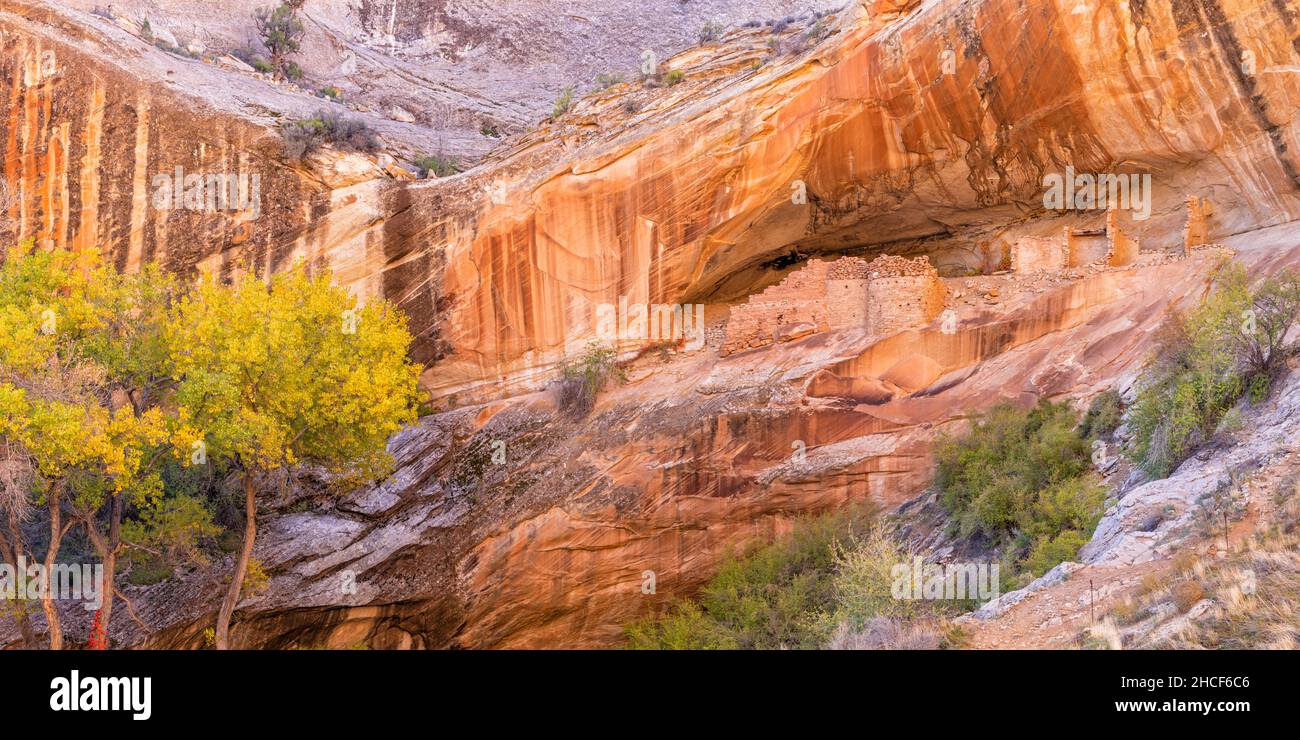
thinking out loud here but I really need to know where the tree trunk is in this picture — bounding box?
[89,493,122,649]
[0,523,38,648]
[214,472,257,650]
[41,483,65,650]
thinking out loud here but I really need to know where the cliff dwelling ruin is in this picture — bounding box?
[723,195,1217,357]
[722,255,946,355]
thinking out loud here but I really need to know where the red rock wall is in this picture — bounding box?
[7,0,1300,402]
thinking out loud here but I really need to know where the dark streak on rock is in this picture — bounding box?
[1195,0,1300,189]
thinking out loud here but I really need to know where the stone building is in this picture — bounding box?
[722,254,946,355]
[1011,234,1070,273]
[1184,196,1212,253]
[862,255,947,336]
[1010,211,1140,274]
[1105,208,1140,266]
[721,260,831,354]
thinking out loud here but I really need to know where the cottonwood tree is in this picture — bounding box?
[1236,267,1300,386]
[0,244,109,649]
[0,435,38,647]
[0,390,172,648]
[165,265,420,649]
[68,261,193,649]
[0,245,195,649]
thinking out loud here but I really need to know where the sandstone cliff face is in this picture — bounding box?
[429,0,1300,400]
[7,0,1300,397]
[4,0,1300,649]
[24,239,1282,650]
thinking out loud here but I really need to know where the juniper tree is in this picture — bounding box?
[253,3,306,79]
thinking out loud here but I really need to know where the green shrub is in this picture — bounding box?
[413,153,460,178]
[122,494,221,570]
[552,86,575,118]
[936,400,1093,540]
[479,122,500,138]
[316,85,343,102]
[935,399,1104,577]
[233,46,276,73]
[806,17,833,43]
[698,21,725,44]
[279,110,379,160]
[126,560,174,587]
[826,525,917,628]
[1022,529,1089,578]
[1080,389,1122,440]
[625,509,873,649]
[625,601,737,649]
[554,341,623,418]
[1128,263,1299,479]
[1248,374,1271,404]
[664,69,685,86]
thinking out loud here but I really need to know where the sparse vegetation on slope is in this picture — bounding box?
[1128,263,1300,479]
[552,86,575,118]
[553,341,623,418]
[279,110,380,160]
[414,153,460,178]
[1100,471,1300,649]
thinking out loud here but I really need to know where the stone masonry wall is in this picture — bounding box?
[865,274,947,335]
[721,260,830,354]
[722,255,945,354]
[826,256,871,329]
[1106,208,1140,266]
[1184,196,1212,252]
[1012,235,1068,273]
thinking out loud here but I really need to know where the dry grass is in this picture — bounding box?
[1171,549,1198,574]
[827,617,947,650]
[1083,618,1124,650]
[1136,572,1164,599]
[1097,464,1300,648]
[1111,598,1144,626]
[1158,524,1300,648]
[1111,487,1300,648]
[1171,580,1205,613]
